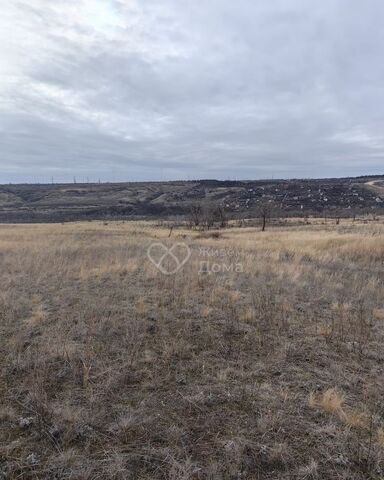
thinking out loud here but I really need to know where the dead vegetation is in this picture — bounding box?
[0,218,384,479]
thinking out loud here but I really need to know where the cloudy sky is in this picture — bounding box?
[1,0,384,183]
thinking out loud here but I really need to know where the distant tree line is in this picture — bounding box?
[187,203,228,230]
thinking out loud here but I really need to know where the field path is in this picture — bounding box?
[365,179,384,197]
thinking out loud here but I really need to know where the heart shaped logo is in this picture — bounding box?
[147,242,191,275]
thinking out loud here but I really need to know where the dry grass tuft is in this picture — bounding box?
[319,388,345,414]
[340,409,370,429]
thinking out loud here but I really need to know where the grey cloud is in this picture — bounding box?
[0,0,383,182]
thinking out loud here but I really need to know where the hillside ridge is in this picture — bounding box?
[0,175,383,222]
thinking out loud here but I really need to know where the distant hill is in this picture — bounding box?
[0,175,383,222]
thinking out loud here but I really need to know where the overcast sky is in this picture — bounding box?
[1,0,384,183]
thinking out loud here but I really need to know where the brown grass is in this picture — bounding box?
[319,388,345,414]
[0,218,384,479]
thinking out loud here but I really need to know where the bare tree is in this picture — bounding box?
[187,202,228,230]
[215,205,228,228]
[202,203,216,230]
[333,208,349,225]
[334,209,341,225]
[188,204,202,228]
[257,200,273,232]
[323,206,328,224]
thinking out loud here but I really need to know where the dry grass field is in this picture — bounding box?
[1,219,384,479]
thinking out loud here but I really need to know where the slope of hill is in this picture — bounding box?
[0,175,383,222]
